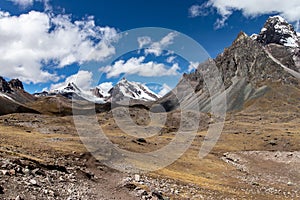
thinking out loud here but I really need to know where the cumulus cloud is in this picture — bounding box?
[189,4,210,18]
[8,0,34,7]
[137,36,152,49]
[97,82,113,94]
[99,56,180,78]
[166,56,176,63]
[158,83,172,97]
[190,0,300,29]
[50,70,93,91]
[138,32,178,56]
[7,0,51,10]
[0,10,118,84]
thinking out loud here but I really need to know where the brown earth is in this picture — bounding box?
[0,83,299,199]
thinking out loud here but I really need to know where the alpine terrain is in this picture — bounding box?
[0,15,299,200]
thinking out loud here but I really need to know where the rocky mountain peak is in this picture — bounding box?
[233,31,249,44]
[109,78,159,102]
[8,79,24,90]
[255,15,299,47]
[0,77,12,93]
[159,16,300,112]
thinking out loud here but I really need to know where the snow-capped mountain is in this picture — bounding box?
[47,82,106,104]
[250,15,300,72]
[158,16,300,113]
[251,15,299,48]
[36,79,159,104]
[108,78,160,103]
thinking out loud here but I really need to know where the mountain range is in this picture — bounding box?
[0,15,299,116]
[159,15,300,112]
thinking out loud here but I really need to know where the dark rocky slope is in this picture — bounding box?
[158,16,300,113]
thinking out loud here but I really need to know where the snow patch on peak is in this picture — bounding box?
[256,15,299,48]
[269,15,287,23]
[51,82,106,103]
[111,78,159,102]
[250,34,258,40]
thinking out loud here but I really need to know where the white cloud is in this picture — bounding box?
[8,0,34,7]
[0,11,118,84]
[158,83,171,97]
[166,56,176,63]
[7,0,51,10]
[50,70,93,91]
[143,32,178,56]
[137,36,152,49]
[190,0,300,29]
[97,82,113,94]
[99,56,180,78]
[189,4,210,18]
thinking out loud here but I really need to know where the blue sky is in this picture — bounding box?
[0,0,300,94]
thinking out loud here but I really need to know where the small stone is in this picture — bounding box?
[0,185,4,194]
[48,190,56,197]
[252,182,259,186]
[136,189,148,197]
[1,170,9,175]
[152,190,164,199]
[9,169,16,176]
[175,190,179,194]
[23,168,30,175]
[31,168,39,174]
[15,195,23,200]
[59,176,65,182]
[269,140,277,146]
[29,179,37,185]
[134,174,141,182]
[137,138,147,143]
[170,188,174,194]
[287,181,293,186]
[123,183,137,190]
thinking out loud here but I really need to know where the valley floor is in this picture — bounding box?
[0,90,299,200]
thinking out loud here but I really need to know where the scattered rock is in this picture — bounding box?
[136,189,148,197]
[269,140,278,146]
[29,179,38,186]
[1,170,9,175]
[15,195,23,200]
[152,190,164,199]
[137,138,147,143]
[0,185,4,194]
[123,183,137,190]
[23,168,30,175]
[252,182,260,186]
[9,169,16,176]
[134,174,141,182]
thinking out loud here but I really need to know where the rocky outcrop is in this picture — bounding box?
[0,77,12,93]
[158,17,300,113]
[252,16,300,73]
[254,15,299,47]
[91,87,104,98]
[8,79,24,90]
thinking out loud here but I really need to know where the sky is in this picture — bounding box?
[0,0,300,94]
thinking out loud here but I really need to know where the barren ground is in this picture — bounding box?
[0,86,299,199]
